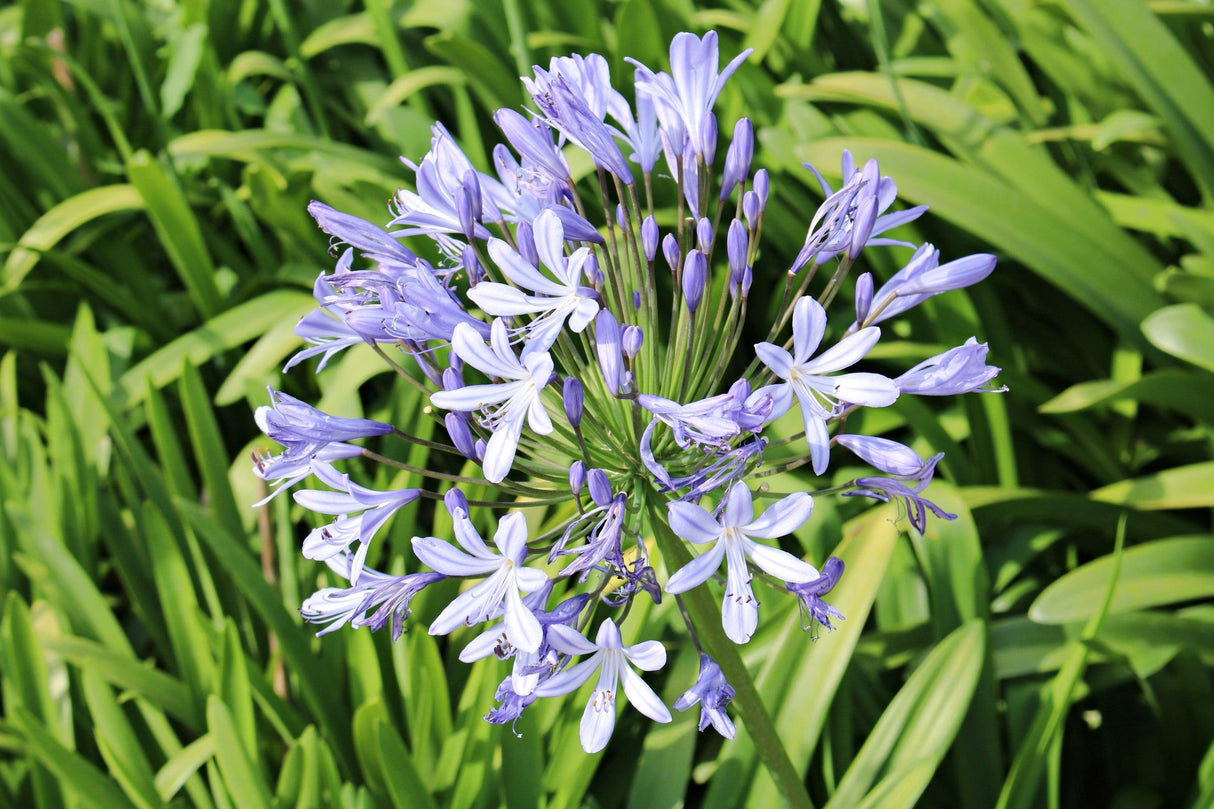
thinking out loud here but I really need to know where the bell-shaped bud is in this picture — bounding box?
[445,413,476,461]
[696,217,713,254]
[742,190,760,229]
[569,460,586,495]
[727,219,748,285]
[854,272,874,324]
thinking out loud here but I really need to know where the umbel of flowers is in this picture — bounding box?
[255,31,1003,756]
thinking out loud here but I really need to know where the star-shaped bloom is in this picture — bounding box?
[533,618,670,753]
[412,510,548,654]
[430,319,555,483]
[468,209,600,349]
[754,296,898,475]
[666,482,819,644]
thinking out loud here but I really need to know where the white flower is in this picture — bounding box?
[412,510,548,654]
[468,209,600,349]
[430,318,555,483]
[533,618,670,753]
[666,482,819,644]
[754,296,898,475]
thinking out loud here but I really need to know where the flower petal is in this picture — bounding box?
[721,542,759,644]
[744,492,814,538]
[503,585,543,654]
[746,541,819,583]
[665,541,725,594]
[721,482,754,527]
[832,372,899,408]
[753,342,793,378]
[624,640,667,672]
[482,407,527,483]
[412,536,500,576]
[532,653,601,696]
[545,623,599,655]
[620,665,672,723]
[579,683,617,753]
[791,296,827,362]
[802,326,880,374]
[667,502,722,544]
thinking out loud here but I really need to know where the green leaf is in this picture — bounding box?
[179,363,245,538]
[1030,536,1214,624]
[218,620,257,760]
[823,621,986,809]
[126,150,222,319]
[1,185,143,292]
[299,12,377,58]
[1040,369,1214,424]
[1091,462,1214,510]
[424,32,519,112]
[161,23,208,118]
[11,705,132,809]
[365,67,467,124]
[155,733,216,804]
[1141,303,1214,372]
[82,671,163,809]
[117,290,315,409]
[207,696,274,809]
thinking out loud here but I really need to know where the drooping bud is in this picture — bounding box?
[622,325,644,358]
[444,486,469,516]
[682,250,707,313]
[642,216,659,262]
[563,377,584,428]
[720,117,754,201]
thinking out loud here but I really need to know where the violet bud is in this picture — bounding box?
[587,468,612,507]
[442,366,464,391]
[584,252,603,285]
[662,233,681,272]
[563,376,584,428]
[727,219,748,284]
[516,221,539,267]
[754,169,769,209]
[622,325,644,358]
[444,486,469,516]
[641,215,659,262]
[682,249,707,313]
[696,217,713,254]
[742,190,760,229]
[720,117,754,201]
[456,184,477,243]
[854,272,874,324]
[445,413,476,461]
[461,244,483,285]
[474,438,486,462]
[633,290,642,310]
[569,460,586,494]
[740,265,753,297]
[616,203,627,229]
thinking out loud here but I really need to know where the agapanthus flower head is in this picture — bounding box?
[272,29,1004,756]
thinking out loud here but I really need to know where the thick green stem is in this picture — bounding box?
[646,499,814,809]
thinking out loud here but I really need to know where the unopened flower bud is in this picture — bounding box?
[682,250,707,313]
[754,169,769,209]
[516,221,539,267]
[742,190,760,229]
[696,218,713,254]
[616,203,627,229]
[642,216,659,262]
[848,193,879,261]
[445,413,476,460]
[569,460,586,494]
[461,244,483,285]
[563,377,584,428]
[622,325,644,358]
[720,117,754,200]
[587,468,612,507]
[700,113,718,164]
[662,233,680,272]
[727,219,748,284]
[444,486,469,516]
[442,367,464,391]
[854,272,874,324]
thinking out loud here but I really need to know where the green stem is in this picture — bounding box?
[646,498,814,809]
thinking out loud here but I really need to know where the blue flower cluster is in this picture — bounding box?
[255,31,1004,753]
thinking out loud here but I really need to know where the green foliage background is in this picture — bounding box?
[1,0,1213,807]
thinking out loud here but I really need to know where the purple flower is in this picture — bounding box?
[755,296,898,474]
[532,619,670,753]
[787,557,845,635]
[836,435,954,533]
[294,462,421,583]
[630,32,752,159]
[674,654,736,738]
[666,482,818,644]
[430,319,555,483]
[855,244,996,327]
[525,63,634,183]
[412,510,549,654]
[720,117,754,201]
[896,338,1004,396]
[391,123,496,244]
